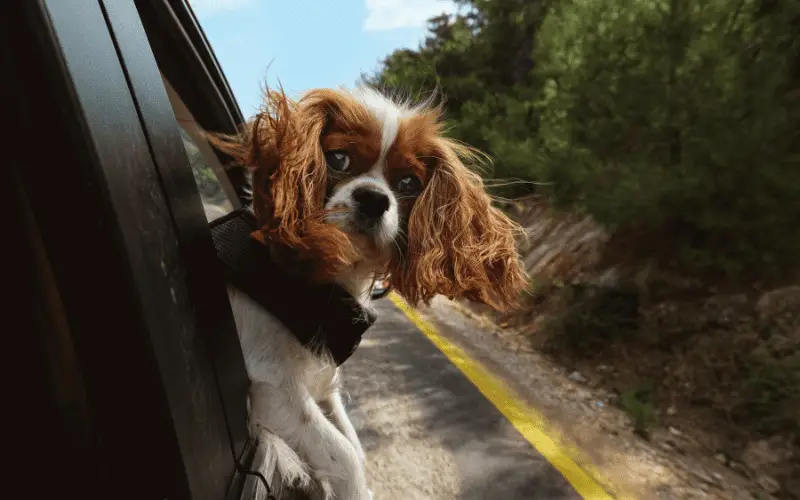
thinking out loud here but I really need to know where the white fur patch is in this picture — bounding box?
[323,86,414,262]
[350,85,418,165]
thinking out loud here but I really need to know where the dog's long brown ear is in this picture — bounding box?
[208,89,357,279]
[390,138,528,311]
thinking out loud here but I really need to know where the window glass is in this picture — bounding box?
[178,126,234,221]
[162,74,239,222]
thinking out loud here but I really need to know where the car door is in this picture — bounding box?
[3,1,258,499]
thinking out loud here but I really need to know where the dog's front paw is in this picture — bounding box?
[313,446,371,500]
[350,473,373,500]
[312,479,371,500]
[351,483,372,500]
[315,478,334,500]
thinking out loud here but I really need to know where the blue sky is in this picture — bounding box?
[188,0,457,118]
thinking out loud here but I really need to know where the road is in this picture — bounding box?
[341,298,582,500]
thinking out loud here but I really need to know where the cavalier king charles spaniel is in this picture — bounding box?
[209,85,527,500]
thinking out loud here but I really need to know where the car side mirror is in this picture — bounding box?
[370,279,392,300]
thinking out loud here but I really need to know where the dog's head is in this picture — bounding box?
[211,86,527,310]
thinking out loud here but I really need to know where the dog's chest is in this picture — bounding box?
[300,359,340,401]
[228,286,340,401]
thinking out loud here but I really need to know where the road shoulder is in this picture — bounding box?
[416,295,764,500]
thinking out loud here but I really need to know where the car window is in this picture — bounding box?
[161,74,239,222]
[179,127,234,221]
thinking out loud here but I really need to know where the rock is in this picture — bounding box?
[669,426,683,437]
[756,285,800,318]
[690,469,716,485]
[663,438,684,454]
[590,268,619,288]
[783,478,800,499]
[567,370,587,383]
[714,453,728,465]
[666,405,677,416]
[727,460,750,477]
[596,364,613,373]
[756,474,780,495]
[741,439,782,473]
[766,434,795,461]
[767,333,797,356]
[712,472,724,484]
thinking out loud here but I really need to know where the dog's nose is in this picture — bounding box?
[353,187,390,219]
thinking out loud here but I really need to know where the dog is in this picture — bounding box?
[209,85,527,500]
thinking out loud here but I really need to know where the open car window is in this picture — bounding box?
[162,75,240,221]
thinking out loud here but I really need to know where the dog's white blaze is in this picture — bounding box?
[351,85,413,169]
[322,86,407,260]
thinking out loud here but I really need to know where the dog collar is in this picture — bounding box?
[209,208,377,366]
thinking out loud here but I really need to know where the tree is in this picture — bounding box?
[369,0,800,279]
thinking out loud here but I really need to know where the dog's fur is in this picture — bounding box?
[209,86,527,500]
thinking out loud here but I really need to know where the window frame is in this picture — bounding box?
[4,0,256,498]
[133,0,252,205]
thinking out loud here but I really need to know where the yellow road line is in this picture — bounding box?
[389,293,632,500]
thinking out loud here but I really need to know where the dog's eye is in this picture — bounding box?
[396,175,422,195]
[325,150,350,172]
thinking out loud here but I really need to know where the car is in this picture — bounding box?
[371,275,393,300]
[6,1,262,499]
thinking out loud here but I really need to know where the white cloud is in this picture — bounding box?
[187,0,252,15]
[364,0,457,31]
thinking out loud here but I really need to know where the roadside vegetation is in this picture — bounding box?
[367,1,800,497]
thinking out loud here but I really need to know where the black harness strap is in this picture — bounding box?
[209,208,376,366]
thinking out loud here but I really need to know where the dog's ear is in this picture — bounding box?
[208,89,357,279]
[390,138,528,311]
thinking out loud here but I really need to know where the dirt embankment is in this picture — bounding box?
[469,198,799,499]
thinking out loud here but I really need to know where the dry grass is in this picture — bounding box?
[482,200,800,498]
[495,279,800,499]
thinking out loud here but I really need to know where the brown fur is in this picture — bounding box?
[209,89,364,280]
[388,133,528,312]
[209,87,527,310]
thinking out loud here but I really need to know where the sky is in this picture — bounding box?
[187,0,457,118]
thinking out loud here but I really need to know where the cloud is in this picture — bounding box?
[364,0,457,31]
[187,0,252,15]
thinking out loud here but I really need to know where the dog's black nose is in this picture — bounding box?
[353,187,390,219]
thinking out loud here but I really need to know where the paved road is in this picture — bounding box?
[341,299,582,500]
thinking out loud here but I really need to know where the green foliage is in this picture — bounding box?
[619,384,658,438]
[542,284,641,353]
[367,0,800,280]
[363,0,552,185]
[736,349,800,436]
